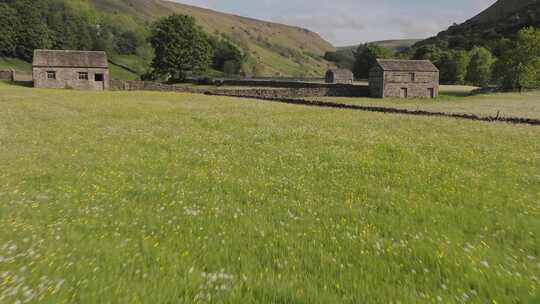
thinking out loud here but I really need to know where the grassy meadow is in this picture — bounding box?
[0,82,539,303]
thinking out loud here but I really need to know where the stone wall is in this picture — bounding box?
[214,79,358,89]
[209,86,369,99]
[0,70,15,82]
[110,80,370,98]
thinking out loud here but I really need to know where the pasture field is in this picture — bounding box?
[0,82,539,303]
[315,87,540,120]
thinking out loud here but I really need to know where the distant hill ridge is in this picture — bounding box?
[338,39,422,53]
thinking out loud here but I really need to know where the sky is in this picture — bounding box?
[173,0,497,46]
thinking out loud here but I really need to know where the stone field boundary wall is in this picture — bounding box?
[206,93,540,126]
[0,70,15,82]
[110,80,370,98]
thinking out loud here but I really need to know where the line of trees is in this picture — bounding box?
[350,27,540,91]
[412,27,540,90]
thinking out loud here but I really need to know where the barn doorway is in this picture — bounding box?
[428,88,435,98]
[95,74,104,90]
[400,88,408,98]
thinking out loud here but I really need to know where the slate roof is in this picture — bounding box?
[375,59,438,72]
[326,69,354,78]
[33,50,108,68]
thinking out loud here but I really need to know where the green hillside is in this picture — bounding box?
[338,39,422,54]
[86,0,335,77]
[414,0,540,50]
[0,0,336,78]
[470,0,538,24]
[0,57,31,75]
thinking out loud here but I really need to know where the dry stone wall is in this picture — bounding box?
[0,70,15,82]
[110,80,369,98]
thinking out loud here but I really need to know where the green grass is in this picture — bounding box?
[109,64,140,81]
[314,87,540,119]
[0,82,539,303]
[110,54,149,75]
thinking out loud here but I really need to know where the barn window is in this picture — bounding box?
[410,73,415,82]
[95,74,104,82]
[47,71,56,80]
[78,72,89,80]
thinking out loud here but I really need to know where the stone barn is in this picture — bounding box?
[369,59,439,98]
[33,50,110,90]
[325,69,354,84]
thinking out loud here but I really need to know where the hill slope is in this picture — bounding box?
[469,0,538,24]
[414,0,540,50]
[91,0,335,77]
[338,39,422,54]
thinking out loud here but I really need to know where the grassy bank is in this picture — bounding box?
[0,83,538,303]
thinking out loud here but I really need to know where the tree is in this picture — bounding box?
[115,31,139,55]
[324,50,355,69]
[466,47,495,87]
[210,37,245,75]
[412,45,444,62]
[0,3,19,57]
[494,27,540,91]
[149,14,213,81]
[46,1,94,51]
[352,44,392,79]
[9,0,54,60]
[437,50,470,84]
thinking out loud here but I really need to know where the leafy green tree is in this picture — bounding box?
[149,14,213,81]
[412,45,444,62]
[46,1,94,51]
[210,37,245,75]
[494,27,540,90]
[0,3,19,56]
[352,44,392,79]
[9,0,54,60]
[437,50,470,84]
[115,31,139,55]
[466,47,495,87]
[324,49,355,69]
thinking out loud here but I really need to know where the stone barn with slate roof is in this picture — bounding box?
[369,59,439,98]
[33,50,110,90]
[325,69,354,84]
